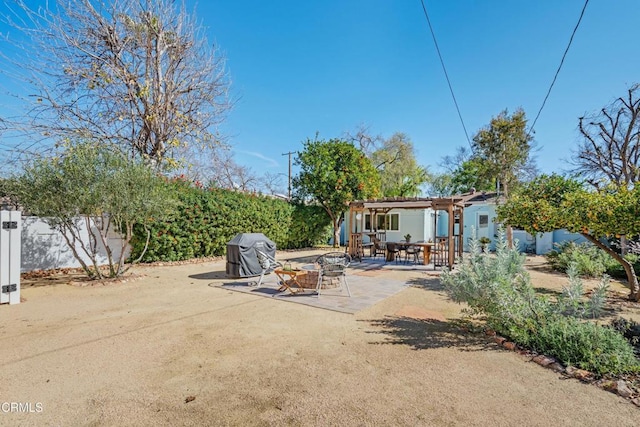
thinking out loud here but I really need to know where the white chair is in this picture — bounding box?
[253,248,282,288]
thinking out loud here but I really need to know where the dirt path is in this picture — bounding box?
[1,251,639,426]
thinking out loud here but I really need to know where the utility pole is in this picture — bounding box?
[282,151,296,200]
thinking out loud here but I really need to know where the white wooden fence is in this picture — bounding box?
[21,216,128,272]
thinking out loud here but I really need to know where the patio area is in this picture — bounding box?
[217,252,443,314]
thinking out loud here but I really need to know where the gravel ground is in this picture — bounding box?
[1,250,639,426]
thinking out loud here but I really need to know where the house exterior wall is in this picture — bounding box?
[435,204,497,251]
[342,208,436,244]
[343,202,589,253]
[552,229,588,246]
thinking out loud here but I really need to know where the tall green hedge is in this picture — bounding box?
[130,180,332,262]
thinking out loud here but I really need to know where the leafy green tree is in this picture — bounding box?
[435,146,496,196]
[472,108,537,197]
[370,133,428,197]
[450,158,496,193]
[10,142,176,279]
[473,108,537,244]
[571,84,640,255]
[425,172,455,197]
[293,138,380,247]
[497,174,640,301]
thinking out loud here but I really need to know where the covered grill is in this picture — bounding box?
[225,233,276,278]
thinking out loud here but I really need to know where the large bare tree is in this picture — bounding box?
[1,0,230,167]
[204,149,259,192]
[573,83,640,189]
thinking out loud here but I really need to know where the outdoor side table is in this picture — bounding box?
[273,268,305,295]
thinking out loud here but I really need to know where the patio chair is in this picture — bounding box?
[315,252,351,297]
[404,244,422,264]
[253,248,283,288]
[385,242,401,263]
[432,238,449,269]
[371,237,386,259]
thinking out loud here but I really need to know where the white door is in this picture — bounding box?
[476,212,490,241]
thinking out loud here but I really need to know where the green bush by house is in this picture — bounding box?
[546,241,640,279]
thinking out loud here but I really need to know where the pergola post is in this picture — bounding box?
[457,204,464,258]
[347,204,364,260]
[448,203,455,268]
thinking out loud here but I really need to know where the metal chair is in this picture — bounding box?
[315,252,351,297]
[253,248,283,288]
[404,244,422,264]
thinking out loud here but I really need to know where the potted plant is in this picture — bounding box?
[478,236,491,251]
[404,233,411,242]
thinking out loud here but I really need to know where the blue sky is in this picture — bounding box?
[190,0,640,179]
[2,1,640,188]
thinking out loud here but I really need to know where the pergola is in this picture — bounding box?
[347,195,472,268]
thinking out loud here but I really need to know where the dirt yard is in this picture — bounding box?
[1,251,639,426]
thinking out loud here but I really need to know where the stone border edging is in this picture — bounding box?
[483,328,640,407]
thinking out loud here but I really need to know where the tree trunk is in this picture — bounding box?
[502,180,514,248]
[620,234,628,256]
[333,218,340,248]
[581,233,640,301]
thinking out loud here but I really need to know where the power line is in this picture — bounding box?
[528,0,590,136]
[419,0,472,149]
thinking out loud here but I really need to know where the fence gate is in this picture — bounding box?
[0,210,20,305]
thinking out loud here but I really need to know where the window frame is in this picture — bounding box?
[364,213,399,231]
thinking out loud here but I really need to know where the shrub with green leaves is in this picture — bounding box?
[130,179,333,262]
[530,316,639,375]
[545,241,609,277]
[441,228,640,375]
[610,317,640,357]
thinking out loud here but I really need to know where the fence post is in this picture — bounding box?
[0,208,21,305]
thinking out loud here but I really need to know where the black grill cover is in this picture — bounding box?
[226,233,276,278]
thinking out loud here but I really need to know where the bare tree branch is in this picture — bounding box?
[1,0,231,168]
[572,84,640,188]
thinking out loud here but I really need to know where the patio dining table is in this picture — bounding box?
[385,241,433,265]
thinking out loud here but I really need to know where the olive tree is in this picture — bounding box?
[370,133,429,197]
[10,142,177,279]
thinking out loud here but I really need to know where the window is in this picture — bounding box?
[365,213,399,231]
[478,214,489,228]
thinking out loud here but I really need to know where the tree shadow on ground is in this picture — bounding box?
[362,316,493,352]
[406,276,445,292]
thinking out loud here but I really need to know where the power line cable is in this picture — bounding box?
[419,0,472,149]
[528,0,590,137]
